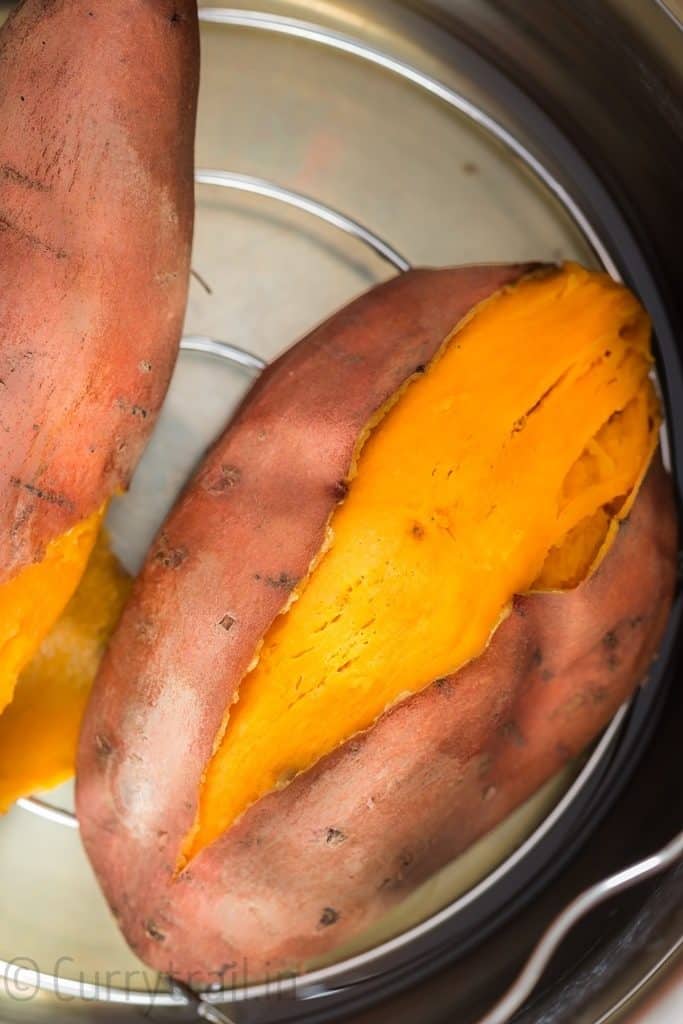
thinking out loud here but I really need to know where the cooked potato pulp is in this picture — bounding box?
[0,528,129,810]
[184,263,659,861]
[0,508,103,717]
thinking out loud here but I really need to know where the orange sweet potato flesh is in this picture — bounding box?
[77,265,677,982]
[0,506,104,715]
[0,2,198,723]
[0,532,131,811]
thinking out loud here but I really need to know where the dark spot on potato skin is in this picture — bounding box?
[154,535,187,569]
[235,834,263,852]
[205,464,242,494]
[10,477,74,510]
[434,676,454,695]
[116,397,148,419]
[398,849,414,872]
[332,479,349,500]
[0,213,68,258]
[414,363,426,374]
[500,720,526,747]
[134,617,158,642]
[218,614,236,632]
[540,667,555,682]
[325,827,347,846]
[145,920,166,942]
[1,163,50,192]
[530,646,543,668]
[155,548,186,569]
[318,907,339,928]
[95,733,113,758]
[263,572,298,591]
[602,630,620,669]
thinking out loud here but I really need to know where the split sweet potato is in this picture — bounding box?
[77,263,677,982]
[0,1,199,740]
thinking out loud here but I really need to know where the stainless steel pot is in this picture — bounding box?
[0,2,681,1022]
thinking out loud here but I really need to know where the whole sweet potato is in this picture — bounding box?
[77,264,676,982]
[0,0,198,717]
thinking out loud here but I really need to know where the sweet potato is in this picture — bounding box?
[77,263,677,982]
[0,1,199,720]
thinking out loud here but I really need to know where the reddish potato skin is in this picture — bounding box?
[77,266,676,982]
[0,0,199,581]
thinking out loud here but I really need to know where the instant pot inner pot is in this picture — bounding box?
[0,3,680,1022]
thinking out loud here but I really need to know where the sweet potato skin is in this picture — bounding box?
[0,0,199,581]
[77,267,676,982]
